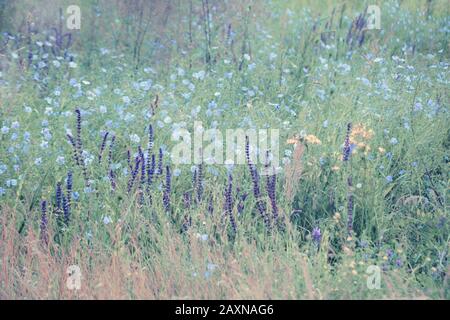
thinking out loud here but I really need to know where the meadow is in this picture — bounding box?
[0,0,448,299]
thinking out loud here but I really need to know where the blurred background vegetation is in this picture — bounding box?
[1,0,448,70]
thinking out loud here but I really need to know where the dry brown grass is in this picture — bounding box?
[0,205,305,299]
[284,142,305,203]
[0,205,438,300]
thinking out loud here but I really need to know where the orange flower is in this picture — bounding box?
[286,134,300,145]
[349,123,373,154]
[305,134,322,145]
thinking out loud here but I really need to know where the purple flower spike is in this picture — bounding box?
[55,182,62,214]
[312,227,322,243]
[127,149,132,171]
[108,136,116,190]
[62,194,69,225]
[245,136,270,229]
[343,122,352,162]
[148,124,154,152]
[75,108,82,154]
[127,156,141,194]
[183,192,192,209]
[98,131,109,163]
[207,196,214,215]
[225,173,237,234]
[66,171,73,213]
[147,153,155,191]
[163,165,171,212]
[157,147,163,175]
[40,200,48,245]
[67,134,80,166]
[196,163,204,203]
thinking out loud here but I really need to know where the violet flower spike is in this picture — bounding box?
[40,200,48,245]
[62,194,69,225]
[196,163,204,203]
[225,173,237,234]
[55,182,62,214]
[183,192,192,209]
[66,134,80,166]
[108,135,115,168]
[343,122,352,162]
[148,124,154,153]
[245,136,270,229]
[268,173,278,223]
[157,147,163,175]
[127,156,141,194]
[147,153,155,191]
[75,108,83,155]
[98,131,109,163]
[66,171,72,213]
[207,196,214,215]
[163,165,171,212]
[127,149,132,171]
[312,227,322,243]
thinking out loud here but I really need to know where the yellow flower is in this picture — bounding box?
[349,123,373,154]
[378,147,386,154]
[333,212,341,222]
[305,134,322,145]
[286,134,300,145]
